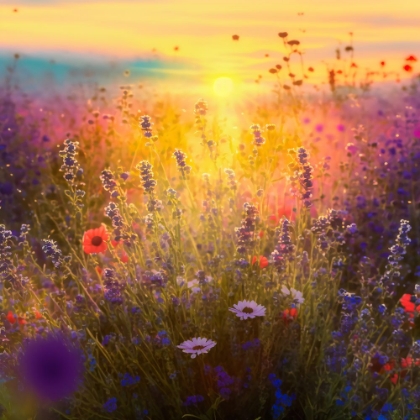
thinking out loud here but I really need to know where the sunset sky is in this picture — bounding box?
[1,0,419,94]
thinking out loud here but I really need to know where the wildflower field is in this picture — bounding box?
[1,19,420,420]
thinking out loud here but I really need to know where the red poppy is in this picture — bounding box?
[6,311,16,324]
[380,61,385,67]
[34,310,42,320]
[95,266,103,276]
[382,360,395,372]
[390,357,420,385]
[18,317,27,325]
[403,64,413,72]
[252,256,269,269]
[111,239,120,248]
[406,55,417,62]
[83,225,109,254]
[400,294,420,317]
[282,308,298,325]
[120,253,129,264]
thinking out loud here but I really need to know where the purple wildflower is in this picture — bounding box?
[103,397,117,413]
[235,203,259,254]
[19,334,84,401]
[173,149,191,178]
[140,115,153,138]
[250,124,266,146]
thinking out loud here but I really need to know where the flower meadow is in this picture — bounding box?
[1,40,420,420]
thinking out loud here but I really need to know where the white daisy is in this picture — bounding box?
[177,337,217,358]
[229,300,266,320]
[281,285,305,305]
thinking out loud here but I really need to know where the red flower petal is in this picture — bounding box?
[6,311,16,324]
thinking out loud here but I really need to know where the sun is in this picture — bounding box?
[213,77,234,97]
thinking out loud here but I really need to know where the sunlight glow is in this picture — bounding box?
[213,77,234,97]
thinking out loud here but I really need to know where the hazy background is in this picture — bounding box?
[1,0,419,96]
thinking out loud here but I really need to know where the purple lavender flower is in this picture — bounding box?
[59,139,80,185]
[288,147,313,208]
[173,149,191,178]
[103,268,124,304]
[41,239,63,268]
[19,334,84,401]
[250,124,266,146]
[136,161,157,194]
[140,115,153,138]
[235,203,259,254]
[271,218,295,271]
[100,169,119,198]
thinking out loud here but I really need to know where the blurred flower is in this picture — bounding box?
[346,143,358,155]
[183,394,205,406]
[177,337,216,358]
[187,279,201,294]
[403,64,413,72]
[120,372,140,387]
[194,99,208,116]
[83,226,108,254]
[173,149,191,177]
[252,255,269,268]
[20,334,84,401]
[282,308,298,324]
[139,115,153,138]
[400,294,420,317]
[250,124,265,147]
[406,55,417,62]
[281,286,304,305]
[6,311,15,324]
[103,397,117,413]
[229,300,266,320]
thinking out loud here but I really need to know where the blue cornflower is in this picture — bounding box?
[183,395,204,406]
[103,397,117,413]
[120,373,140,387]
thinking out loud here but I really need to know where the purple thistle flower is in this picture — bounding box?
[19,334,84,402]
